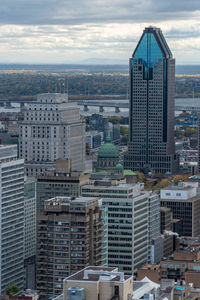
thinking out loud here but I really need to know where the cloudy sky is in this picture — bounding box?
[0,0,200,64]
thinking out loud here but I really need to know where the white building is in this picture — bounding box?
[81,181,150,275]
[19,93,85,177]
[0,145,24,294]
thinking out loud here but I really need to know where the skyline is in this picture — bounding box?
[0,0,200,64]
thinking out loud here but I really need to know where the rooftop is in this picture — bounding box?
[45,196,99,206]
[64,266,132,283]
[82,183,137,191]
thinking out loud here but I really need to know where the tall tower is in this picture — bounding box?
[0,145,24,294]
[124,27,179,174]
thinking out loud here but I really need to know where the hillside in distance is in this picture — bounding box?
[0,64,199,75]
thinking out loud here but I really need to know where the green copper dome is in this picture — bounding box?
[98,135,119,159]
[116,162,123,170]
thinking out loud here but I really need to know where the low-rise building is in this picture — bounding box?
[62,266,133,300]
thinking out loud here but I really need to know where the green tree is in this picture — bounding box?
[5,285,20,296]
[120,126,129,136]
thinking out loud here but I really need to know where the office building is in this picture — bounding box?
[36,196,107,299]
[0,145,24,294]
[24,179,36,289]
[19,93,85,177]
[61,266,133,300]
[85,131,102,149]
[82,181,150,274]
[148,192,163,263]
[160,183,200,237]
[36,159,90,214]
[124,26,179,174]
[88,114,109,141]
[160,207,174,258]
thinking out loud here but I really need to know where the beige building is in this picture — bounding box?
[61,266,133,300]
[19,93,85,177]
[36,197,107,299]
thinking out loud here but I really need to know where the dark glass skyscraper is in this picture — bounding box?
[124,27,179,174]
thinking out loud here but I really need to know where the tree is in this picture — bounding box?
[5,285,20,296]
[120,126,129,136]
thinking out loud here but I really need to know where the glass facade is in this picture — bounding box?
[124,27,179,174]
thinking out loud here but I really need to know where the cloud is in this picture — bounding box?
[0,0,199,26]
[0,0,199,63]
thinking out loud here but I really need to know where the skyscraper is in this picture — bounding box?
[0,145,24,294]
[124,27,179,174]
[19,93,85,177]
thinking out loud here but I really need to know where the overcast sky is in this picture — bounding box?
[0,0,200,64]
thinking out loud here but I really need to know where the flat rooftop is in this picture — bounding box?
[162,185,194,191]
[65,266,132,282]
[45,196,99,206]
[82,183,137,191]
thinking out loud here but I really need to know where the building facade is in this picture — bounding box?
[36,196,107,299]
[160,207,174,258]
[19,93,85,177]
[36,159,90,214]
[148,192,163,264]
[124,26,179,174]
[81,181,150,275]
[24,179,36,290]
[160,184,200,237]
[0,145,24,294]
[60,266,133,300]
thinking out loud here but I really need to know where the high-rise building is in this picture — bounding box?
[19,93,85,177]
[160,207,174,258]
[24,179,36,290]
[81,181,150,275]
[36,159,90,214]
[148,192,163,264]
[36,196,107,299]
[0,145,24,294]
[160,183,200,237]
[124,27,179,174]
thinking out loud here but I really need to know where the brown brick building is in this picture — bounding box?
[36,196,107,299]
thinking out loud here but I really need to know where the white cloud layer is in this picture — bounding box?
[0,0,199,64]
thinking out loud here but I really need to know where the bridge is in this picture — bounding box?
[77,100,200,113]
[0,98,34,108]
[77,99,128,112]
[0,98,200,113]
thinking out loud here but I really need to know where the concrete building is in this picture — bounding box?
[0,145,24,294]
[36,196,107,299]
[85,131,102,149]
[24,179,36,290]
[19,93,85,177]
[81,181,150,275]
[124,26,179,174]
[88,114,109,141]
[10,290,39,300]
[160,183,200,237]
[60,266,133,300]
[137,238,200,289]
[160,207,174,258]
[148,193,163,264]
[36,159,90,214]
